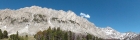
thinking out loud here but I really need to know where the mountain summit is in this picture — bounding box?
[0,6,138,39]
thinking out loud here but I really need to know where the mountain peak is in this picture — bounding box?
[23,6,42,9]
[106,26,113,30]
[30,5,41,8]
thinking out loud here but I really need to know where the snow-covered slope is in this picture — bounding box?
[123,32,138,40]
[0,6,138,39]
[130,34,140,40]
[97,26,138,39]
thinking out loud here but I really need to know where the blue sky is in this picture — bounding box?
[0,0,140,33]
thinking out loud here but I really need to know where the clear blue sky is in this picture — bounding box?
[0,0,140,33]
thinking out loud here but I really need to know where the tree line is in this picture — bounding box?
[0,29,28,40]
[0,27,104,40]
[34,27,103,40]
[9,31,28,40]
[0,29,8,39]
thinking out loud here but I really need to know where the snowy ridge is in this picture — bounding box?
[97,26,138,39]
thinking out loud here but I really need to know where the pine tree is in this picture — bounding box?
[77,35,80,40]
[25,35,28,40]
[64,32,68,40]
[34,27,103,40]
[3,30,8,38]
[86,34,92,40]
[69,31,72,40]
[47,27,52,40]
[16,31,19,37]
[36,31,43,40]
[52,28,57,40]
[0,29,3,39]
[56,27,61,40]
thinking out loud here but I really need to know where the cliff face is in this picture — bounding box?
[0,6,108,38]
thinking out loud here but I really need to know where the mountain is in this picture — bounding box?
[97,26,123,39]
[97,26,138,39]
[0,6,108,38]
[123,32,138,40]
[130,34,140,40]
[0,6,138,39]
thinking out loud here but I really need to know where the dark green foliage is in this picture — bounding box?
[34,27,103,40]
[38,14,43,18]
[34,31,43,40]
[11,19,16,24]
[9,32,28,40]
[52,17,58,21]
[69,31,75,40]
[3,30,8,38]
[23,19,28,22]
[25,35,28,40]
[16,31,19,37]
[25,35,28,38]
[86,34,92,40]
[0,29,8,39]
[64,32,68,40]
[52,17,68,23]
[0,29,3,39]
[0,28,103,40]
[69,20,75,23]
[69,20,80,25]
[33,18,39,22]
[77,36,80,40]
[33,14,47,23]
[9,34,19,40]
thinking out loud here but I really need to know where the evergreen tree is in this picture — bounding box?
[42,30,47,40]
[82,37,86,40]
[0,29,3,39]
[16,31,19,37]
[16,31,20,40]
[3,30,8,38]
[77,35,80,40]
[34,27,103,40]
[64,32,68,40]
[69,31,72,40]
[35,31,43,40]
[56,27,61,40]
[86,34,92,40]
[47,27,52,40]
[52,28,57,40]
[9,34,17,40]
[25,35,28,40]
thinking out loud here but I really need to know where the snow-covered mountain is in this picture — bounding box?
[130,34,140,40]
[123,32,138,40]
[0,6,138,39]
[97,26,138,39]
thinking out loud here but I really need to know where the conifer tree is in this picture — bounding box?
[0,29,3,39]
[77,35,80,40]
[64,32,68,40]
[16,31,19,37]
[34,27,103,40]
[3,30,8,38]
[86,34,92,40]
[68,31,74,40]
[47,27,52,40]
[25,35,28,40]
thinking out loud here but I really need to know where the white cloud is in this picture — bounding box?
[80,12,90,18]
